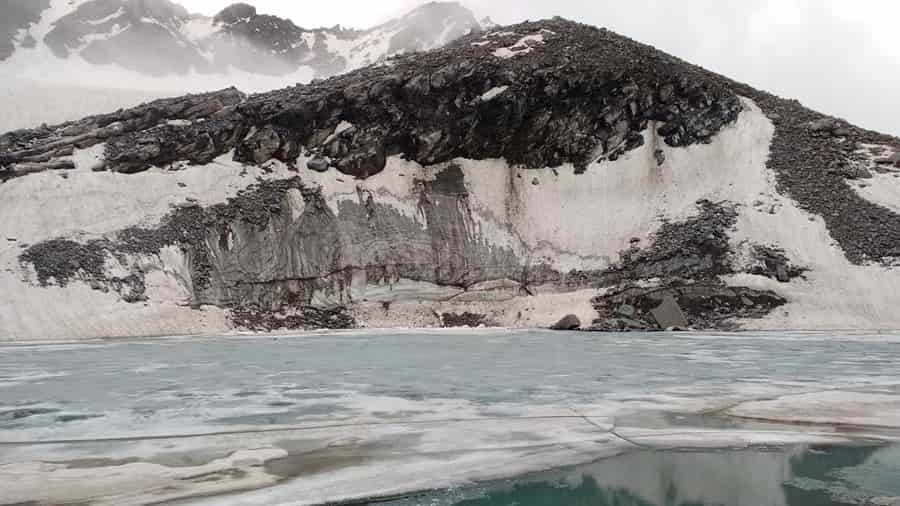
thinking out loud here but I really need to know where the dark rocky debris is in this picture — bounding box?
[2,18,743,179]
[230,304,356,331]
[442,312,494,328]
[7,17,900,332]
[590,200,789,331]
[748,245,806,282]
[598,200,738,286]
[592,283,786,332]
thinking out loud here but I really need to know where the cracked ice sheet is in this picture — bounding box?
[4,331,900,504]
[0,415,627,506]
[727,391,900,428]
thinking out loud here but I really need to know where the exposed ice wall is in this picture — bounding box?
[2,98,900,339]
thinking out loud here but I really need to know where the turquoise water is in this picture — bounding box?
[385,445,900,506]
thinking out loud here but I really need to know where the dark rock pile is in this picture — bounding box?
[19,238,147,303]
[748,246,806,282]
[2,18,743,180]
[441,312,495,328]
[0,88,246,179]
[599,200,738,286]
[230,304,356,331]
[590,200,789,331]
[592,284,785,332]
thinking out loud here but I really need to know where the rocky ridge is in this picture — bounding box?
[3,18,900,335]
[3,0,484,80]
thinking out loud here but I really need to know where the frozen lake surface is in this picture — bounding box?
[1,330,899,505]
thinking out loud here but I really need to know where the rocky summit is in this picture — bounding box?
[1,17,900,339]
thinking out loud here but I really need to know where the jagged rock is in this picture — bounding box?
[238,126,282,165]
[551,314,581,331]
[650,294,689,330]
[3,20,746,179]
[749,246,806,282]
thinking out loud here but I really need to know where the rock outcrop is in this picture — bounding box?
[2,18,900,339]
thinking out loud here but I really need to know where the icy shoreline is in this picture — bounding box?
[2,330,900,504]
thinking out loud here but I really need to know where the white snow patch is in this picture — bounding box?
[480,85,509,101]
[722,111,900,330]
[492,30,553,59]
[70,143,106,172]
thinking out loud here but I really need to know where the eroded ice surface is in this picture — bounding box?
[1,330,899,505]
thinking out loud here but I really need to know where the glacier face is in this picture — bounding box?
[2,19,900,339]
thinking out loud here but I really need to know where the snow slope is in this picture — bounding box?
[4,98,900,339]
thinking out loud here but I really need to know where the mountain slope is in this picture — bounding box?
[2,18,900,339]
[3,0,483,80]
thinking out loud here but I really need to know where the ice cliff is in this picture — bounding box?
[2,18,900,339]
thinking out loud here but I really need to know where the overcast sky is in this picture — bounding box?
[183,0,898,135]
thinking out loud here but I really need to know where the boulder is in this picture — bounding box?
[307,157,330,172]
[650,294,689,329]
[551,314,581,331]
[237,126,282,165]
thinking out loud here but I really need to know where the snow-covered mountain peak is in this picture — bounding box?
[1,0,485,84]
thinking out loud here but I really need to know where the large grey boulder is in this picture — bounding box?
[650,294,689,330]
[551,314,581,331]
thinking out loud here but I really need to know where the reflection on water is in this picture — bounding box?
[383,445,900,506]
